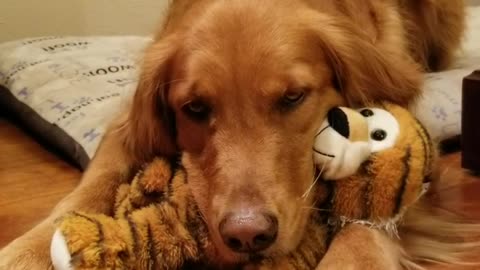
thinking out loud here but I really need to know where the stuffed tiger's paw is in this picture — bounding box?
[51,229,74,270]
[50,212,133,270]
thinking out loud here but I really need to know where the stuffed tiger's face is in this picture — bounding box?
[313,103,434,219]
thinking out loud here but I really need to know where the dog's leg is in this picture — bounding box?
[0,128,136,269]
[316,224,403,270]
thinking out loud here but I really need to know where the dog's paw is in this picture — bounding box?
[50,230,73,270]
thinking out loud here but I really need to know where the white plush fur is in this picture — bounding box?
[50,230,73,270]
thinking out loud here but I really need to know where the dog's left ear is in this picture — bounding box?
[119,34,182,162]
[309,13,423,107]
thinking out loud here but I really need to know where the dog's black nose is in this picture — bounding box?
[219,211,278,253]
[327,107,350,138]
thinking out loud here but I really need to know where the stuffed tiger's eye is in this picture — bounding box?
[361,109,374,117]
[371,129,387,141]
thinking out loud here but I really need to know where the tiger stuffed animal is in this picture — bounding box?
[313,103,434,236]
[50,103,433,270]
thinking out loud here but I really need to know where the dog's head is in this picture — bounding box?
[121,0,421,265]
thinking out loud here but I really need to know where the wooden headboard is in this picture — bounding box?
[0,0,169,42]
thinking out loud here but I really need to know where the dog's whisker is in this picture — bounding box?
[199,213,208,224]
[301,206,331,212]
[301,161,327,200]
[194,209,208,225]
[301,175,318,200]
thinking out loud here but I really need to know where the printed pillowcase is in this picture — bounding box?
[0,36,151,169]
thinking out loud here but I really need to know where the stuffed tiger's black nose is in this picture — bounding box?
[327,107,350,138]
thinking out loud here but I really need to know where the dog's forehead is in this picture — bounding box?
[184,12,323,77]
[183,56,320,99]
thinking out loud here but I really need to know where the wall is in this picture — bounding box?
[1,0,478,43]
[0,0,169,42]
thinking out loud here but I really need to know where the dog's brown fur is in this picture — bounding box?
[0,0,468,269]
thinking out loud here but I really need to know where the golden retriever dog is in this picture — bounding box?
[0,0,467,269]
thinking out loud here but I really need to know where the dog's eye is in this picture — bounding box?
[284,91,304,103]
[182,100,211,121]
[280,90,306,109]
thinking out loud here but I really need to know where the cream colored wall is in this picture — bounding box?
[1,0,478,43]
[0,0,169,42]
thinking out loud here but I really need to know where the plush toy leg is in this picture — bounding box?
[50,212,134,270]
[51,204,204,270]
[316,224,403,270]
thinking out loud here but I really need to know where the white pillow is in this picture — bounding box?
[0,36,151,168]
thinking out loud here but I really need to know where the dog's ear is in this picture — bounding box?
[119,35,181,162]
[310,14,422,107]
